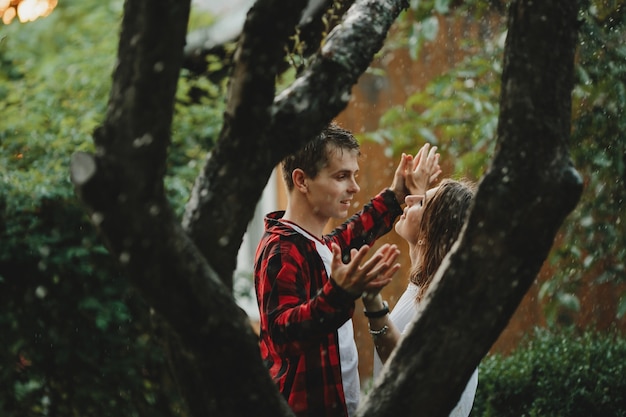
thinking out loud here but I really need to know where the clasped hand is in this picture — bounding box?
[390,142,442,201]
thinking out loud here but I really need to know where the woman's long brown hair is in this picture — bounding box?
[410,179,476,301]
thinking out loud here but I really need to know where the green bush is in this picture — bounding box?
[473,328,626,417]
[0,1,224,415]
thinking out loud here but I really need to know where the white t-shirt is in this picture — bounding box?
[286,223,360,416]
[373,282,478,417]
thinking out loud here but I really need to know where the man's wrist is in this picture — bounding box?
[388,187,406,206]
[328,277,361,302]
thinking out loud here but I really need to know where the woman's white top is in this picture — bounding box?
[373,282,478,417]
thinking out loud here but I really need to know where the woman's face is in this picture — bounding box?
[395,187,438,245]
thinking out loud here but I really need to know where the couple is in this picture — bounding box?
[254,123,477,417]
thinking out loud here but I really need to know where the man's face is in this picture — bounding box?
[305,146,361,221]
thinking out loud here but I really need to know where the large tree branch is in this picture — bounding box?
[70,1,294,416]
[71,0,192,322]
[270,0,408,139]
[181,0,315,287]
[183,0,409,288]
[360,1,583,416]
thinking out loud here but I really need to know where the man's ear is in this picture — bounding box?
[292,169,308,193]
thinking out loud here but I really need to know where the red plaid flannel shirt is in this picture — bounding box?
[254,189,403,417]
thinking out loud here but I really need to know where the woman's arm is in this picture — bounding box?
[362,293,402,364]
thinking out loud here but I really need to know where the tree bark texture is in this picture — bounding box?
[71,1,293,416]
[359,1,582,416]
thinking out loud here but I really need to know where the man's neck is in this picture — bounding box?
[282,206,328,240]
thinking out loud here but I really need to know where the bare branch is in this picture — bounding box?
[182,0,356,78]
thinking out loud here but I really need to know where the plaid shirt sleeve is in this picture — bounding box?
[257,231,356,355]
[326,188,404,255]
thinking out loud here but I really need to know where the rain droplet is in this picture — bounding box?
[119,252,131,264]
[92,212,104,226]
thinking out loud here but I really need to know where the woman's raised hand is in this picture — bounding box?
[405,143,441,196]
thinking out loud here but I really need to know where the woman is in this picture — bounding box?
[362,179,478,417]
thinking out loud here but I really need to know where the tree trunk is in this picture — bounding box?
[70,0,294,416]
[359,1,582,416]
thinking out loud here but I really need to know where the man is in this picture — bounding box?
[254,123,440,416]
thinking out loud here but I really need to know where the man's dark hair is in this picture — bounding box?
[281,123,360,191]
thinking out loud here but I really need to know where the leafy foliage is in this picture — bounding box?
[474,328,626,417]
[368,31,503,179]
[0,0,225,415]
[548,1,626,323]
